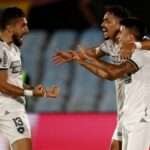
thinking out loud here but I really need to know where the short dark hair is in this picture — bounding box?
[120,18,147,41]
[0,7,25,30]
[104,5,130,20]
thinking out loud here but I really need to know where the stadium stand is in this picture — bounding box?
[66,28,104,111]
[97,80,116,111]
[21,30,47,85]
[21,28,116,112]
[34,30,78,112]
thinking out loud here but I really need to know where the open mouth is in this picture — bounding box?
[102,27,108,35]
[102,27,107,31]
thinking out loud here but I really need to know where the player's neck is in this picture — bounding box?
[110,34,118,44]
[0,31,13,45]
[110,38,117,45]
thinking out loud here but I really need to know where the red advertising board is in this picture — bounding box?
[32,113,116,150]
[0,113,116,150]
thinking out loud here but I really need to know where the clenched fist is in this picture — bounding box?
[46,86,60,98]
[33,84,46,97]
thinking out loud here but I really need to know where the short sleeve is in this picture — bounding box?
[130,50,147,69]
[0,49,10,70]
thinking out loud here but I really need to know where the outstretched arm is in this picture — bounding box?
[53,48,106,64]
[76,57,138,80]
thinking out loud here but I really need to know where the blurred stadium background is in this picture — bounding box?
[0,0,150,149]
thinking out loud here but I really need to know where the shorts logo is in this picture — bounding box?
[117,131,122,137]
[13,117,25,134]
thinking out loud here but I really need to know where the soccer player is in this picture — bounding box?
[0,7,60,150]
[53,5,130,150]
[71,18,150,150]
[53,5,150,150]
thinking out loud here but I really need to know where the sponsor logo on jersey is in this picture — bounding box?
[10,60,22,73]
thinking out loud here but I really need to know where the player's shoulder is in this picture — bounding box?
[0,41,6,48]
[131,49,150,66]
[0,41,10,54]
[99,39,115,54]
[132,49,150,57]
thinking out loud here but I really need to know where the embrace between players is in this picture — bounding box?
[0,5,150,150]
[54,5,150,150]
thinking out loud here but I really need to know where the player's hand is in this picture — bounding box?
[119,42,135,59]
[33,84,46,97]
[53,51,74,64]
[46,86,60,98]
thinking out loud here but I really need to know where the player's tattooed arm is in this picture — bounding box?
[79,47,106,59]
[77,57,138,80]
[0,70,60,98]
[0,71,46,97]
[53,47,106,65]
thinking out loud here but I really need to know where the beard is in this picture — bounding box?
[12,34,23,47]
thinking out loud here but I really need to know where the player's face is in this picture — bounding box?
[12,17,29,46]
[117,25,132,45]
[101,12,120,40]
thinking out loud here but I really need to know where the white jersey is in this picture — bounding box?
[97,40,126,119]
[121,50,150,126]
[0,40,25,112]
